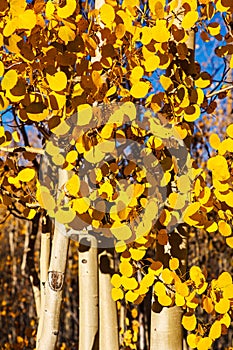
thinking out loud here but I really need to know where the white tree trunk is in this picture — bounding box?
[37,169,69,350]
[78,234,99,350]
[99,250,119,350]
[150,306,183,350]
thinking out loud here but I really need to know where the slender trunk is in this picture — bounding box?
[98,250,119,350]
[78,234,99,350]
[36,214,52,347]
[37,169,69,350]
[150,305,182,349]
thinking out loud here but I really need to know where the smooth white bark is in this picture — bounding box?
[37,169,69,350]
[78,234,98,350]
[150,306,183,350]
[99,250,119,350]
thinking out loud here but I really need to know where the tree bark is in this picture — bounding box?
[98,250,119,350]
[37,169,69,350]
[78,234,99,350]
[150,306,183,350]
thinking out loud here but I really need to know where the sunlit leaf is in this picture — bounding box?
[182,11,198,29]
[57,0,76,19]
[1,69,18,90]
[182,313,197,331]
[130,81,150,99]
[47,71,67,92]
[18,168,36,182]
[112,287,124,301]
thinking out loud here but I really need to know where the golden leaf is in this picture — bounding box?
[100,4,115,25]
[130,81,150,99]
[58,26,75,42]
[18,168,36,182]
[47,71,67,92]
[182,11,198,29]
[57,0,76,19]
[1,70,18,90]
[182,313,197,331]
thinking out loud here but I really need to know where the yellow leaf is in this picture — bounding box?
[115,23,125,39]
[112,287,124,301]
[12,131,20,143]
[18,10,37,30]
[175,281,190,297]
[187,333,200,348]
[182,313,197,331]
[47,71,67,92]
[51,121,70,136]
[130,66,144,83]
[100,4,115,25]
[217,271,232,288]
[0,61,4,77]
[160,75,173,90]
[129,248,146,261]
[106,86,117,98]
[77,104,92,126]
[130,81,150,99]
[72,197,90,214]
[226,236,233,248]
[144,55,160,72]
[218,220,231,237]
[45,0,55,19]
[190,266,204,286]
[1,69,18,90]
[58,26,75,42]
[154,281,166,295]
[57,0,76,19]
[195,76,211,89]
[208,23,220,36]
[119,260,133,277]
[207,155,230,181]
[37,187,56,211]
[46,141,60,156]
[52,154,65,165]
[3,18,17,37]
[66,150,78,163]
[183,104,201,122]
[55,207,76,224]
[111,274,122,288]
[115,241,127,253]
[121,276,138,290]
[84,147,105,164]
[197,337,212,350]
[182,11,198,29]
[209,133,221,149]
[175,293,185,307]
[158,294,172,306]
[18,168,36,182]
[28,108,49,122]
[151,20,170,42]
[183,202,201,225]
[169,257,179,270]
[220,313,231,327]
[111,224,132,241]
[66,174,80,196]
[141,273,155,288]
[226,124,233,138]
[215,298,230,314]
[161,268,174,284]
[209,320,221,340]
[125,290,138,302]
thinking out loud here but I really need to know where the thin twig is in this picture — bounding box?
[0,146,45,154]
[206,84,233,98]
